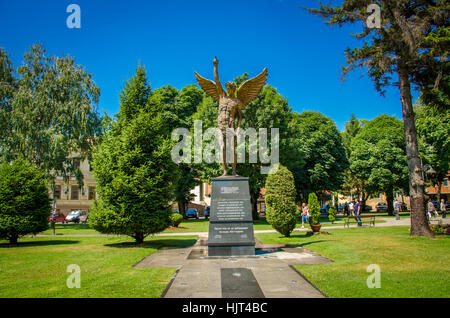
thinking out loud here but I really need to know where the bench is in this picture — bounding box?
[344,215,376,228]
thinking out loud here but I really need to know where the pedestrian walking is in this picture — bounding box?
[440,199,447,219]
[354,199,362,227]
[301,203,309,229]
[394,199,401,220]
[428,200,438,218]
[349,201,354,215]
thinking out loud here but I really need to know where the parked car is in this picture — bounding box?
[65,210,81,223]
[185,208,198,219]
[362,204,373,212]
[204,206,210,219]
[320,204,329,214]
[172,210,179,214]
[48,213,66,223]
[79,211,88,223]
[376,202,388,212]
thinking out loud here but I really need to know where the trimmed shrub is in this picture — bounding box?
[170,213,183,227]
[308,193,320,225]
[0,159,51,244]
[328,207,336,224]
[264,164,297,237]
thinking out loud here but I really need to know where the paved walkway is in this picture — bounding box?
[134,237,332,298]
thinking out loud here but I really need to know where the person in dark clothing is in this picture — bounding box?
[354,199,362,227]
[344,202,349,216]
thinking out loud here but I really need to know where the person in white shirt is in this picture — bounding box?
[349,201,354,214]
[440,199,446,218]
[428,200,439,218]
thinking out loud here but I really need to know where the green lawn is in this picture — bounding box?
[0,236,197,297]
[41,216,388,235]
[256,226,450,298]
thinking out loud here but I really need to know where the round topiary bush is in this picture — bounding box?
[0,159,51,244]
[308,192,320,225]
[170,213,183,227]
[264,164,297,237]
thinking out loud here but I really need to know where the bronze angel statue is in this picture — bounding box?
[195,57,267,176]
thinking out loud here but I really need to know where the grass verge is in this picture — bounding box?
[0,236,197,297]
[256,226,449,298]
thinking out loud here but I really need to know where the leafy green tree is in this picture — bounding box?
[303,1,448,237]
[0,48,16,149]
[308,192,320,225]
[292,111,348,200]
[0,159,50,244]
[350,115,409,214]
[117,64,151,124]
[415,102,450,202]
[340,114,364,199]
[89,68,178,243]
[342,113,362,156]
[239,84,303,219]
[0,45,103,191]
[151,84,204,217]
[264,165,297,237]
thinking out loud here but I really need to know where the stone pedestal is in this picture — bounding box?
[207,176,255,256]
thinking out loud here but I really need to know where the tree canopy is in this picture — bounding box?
[350,115,409,213]
[415,101,450,201]
[0,159,50,244]
[0,45,103,189]
[292,111,348,200]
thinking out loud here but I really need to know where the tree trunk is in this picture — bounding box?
[397,60,433,237]
[437,181,442,210]
[133,232,145,244]
[9,234,18,244]
[386,189,394,216]
[178,201,187,218]
[251,190,259,220]
[361,191,367,210]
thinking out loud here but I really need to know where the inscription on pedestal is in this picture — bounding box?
[208,177,255,256]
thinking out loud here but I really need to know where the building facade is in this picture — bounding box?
[51,156,97,216]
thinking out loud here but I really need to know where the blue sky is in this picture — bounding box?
[0,0,416,130]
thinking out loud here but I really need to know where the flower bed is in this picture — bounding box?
[429,224,450,235]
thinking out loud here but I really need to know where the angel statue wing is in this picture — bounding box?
[194,72,220,103]
[236,68,268,107]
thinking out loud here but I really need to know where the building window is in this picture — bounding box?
[445,180,449,187]
[54,185,61,200]
[88,186,96,200]
[73,159,81,170]
[71,185,79,200]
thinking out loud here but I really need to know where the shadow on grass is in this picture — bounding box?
[0,240,80,248]
[104,238,197,249]
[54,224,92,230]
